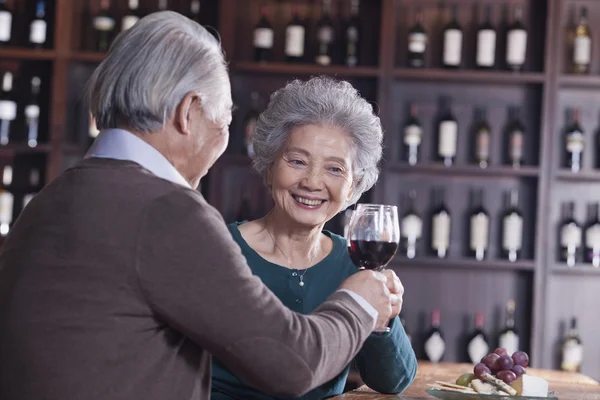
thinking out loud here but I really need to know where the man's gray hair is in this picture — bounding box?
[86,11,231,133]
[251,76,383,208]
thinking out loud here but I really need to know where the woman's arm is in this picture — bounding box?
[354,316,418,394]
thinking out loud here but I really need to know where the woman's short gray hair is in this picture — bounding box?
[251,76,383,208]
[86,11,231,133]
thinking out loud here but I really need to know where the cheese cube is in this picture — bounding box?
[510,374,549,397]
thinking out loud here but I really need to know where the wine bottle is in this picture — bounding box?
[402,103,422,165]
[189,0,201,23]
[476,4,496,69]
[559,201,581,267]
[29,0,47,48]
[438,97,458,167]
[506,107,525,167]
[25,76,41,148]
[253,3,274,63]
[424,309,445,363]
[93,0,115,52]
[442,5,462,69]
[561,317,583,372]
[502,189,523,262]
[158,0,168,11]
[284,2,305,63]
[431,187,451,259]
[315,0,335,66]
[571,7,591,75]
[121,0,141,32]
[584,202,600,267]
[400,190,422,259]
[467,312,490,364]
[244,92,260,157]
[565,109,584,173]
[498,299,519,356]
[23,167,40,208]
[407,8,427,68]
[0,186,13,236]
[473,107,491,169]
[0,0,12,46]
[506,4,527,72]
[344,0,360,67]
[0,71,16,146]
[469,188,489,261]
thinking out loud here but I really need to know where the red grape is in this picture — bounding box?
[497,370,518,384]
[474,363,491,380]
[495,355,514,371]
[494,348,509,357]
[511,365,526,378]
[512,351,530,368]
[481,353,500,372]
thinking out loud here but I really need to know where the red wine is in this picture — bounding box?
[348,240,398,270]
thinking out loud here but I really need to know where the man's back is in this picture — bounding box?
[0,158,208,399]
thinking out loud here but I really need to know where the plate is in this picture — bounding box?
[426,389,558,400]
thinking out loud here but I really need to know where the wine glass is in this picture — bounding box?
[346,204,400,333]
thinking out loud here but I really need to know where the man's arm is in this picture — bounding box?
[135,189,377,398]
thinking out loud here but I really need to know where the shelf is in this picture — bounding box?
[393,68,546,84]
[0,143,52,155]
[0,48,56,61]
[233,61,381,77]
[555,169,600,182]
[69,51,106,63]
[387,163,539,178]
[551,265,600,275]
[559,74,600,88]
[390,256,535,271]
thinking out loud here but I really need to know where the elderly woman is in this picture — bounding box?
[211,77,418,400]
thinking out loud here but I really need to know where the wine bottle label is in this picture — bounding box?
[499,331,519,356]
[507,30,527,65]
[29,20,47,44]
[318,26,334,44]
[561,223,582,247]
[561,339,583,371]
[2,166,12,186]
[432,212,451,250]
[585,224,600,249]
[574,36,591,65]
[0,100,17,121]
[443,29,462,66]
[566,132,584,153]
[476,130,490,160]
[347,26,359,41]
[285,25,305,57]
[94,16,115,32]
[510,131,524,161]
[403,124,422,146]
[122,15,139,31]
[401,214,422,240]
[0,11,12,42]
[0,192,13,224]
[468,334,489,364]
[408,32,427,53]
[476,29,496,67]
[503,213,523,251]
[438,121,457,157]
[254,27,274,49]
[424,332,445,363]
[25,105,40,120]
[470,213,489,250]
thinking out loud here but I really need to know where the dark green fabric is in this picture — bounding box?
[210,222,418,400]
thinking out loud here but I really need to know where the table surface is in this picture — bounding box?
[331,362,600,399]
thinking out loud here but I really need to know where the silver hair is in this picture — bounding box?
[85,11,232,133]
[251,76,383,208]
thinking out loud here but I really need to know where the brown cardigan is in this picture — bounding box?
[0,158,375,400]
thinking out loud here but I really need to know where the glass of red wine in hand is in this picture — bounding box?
[346,204,400,333]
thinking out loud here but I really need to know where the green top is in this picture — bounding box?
[210,222,418,400]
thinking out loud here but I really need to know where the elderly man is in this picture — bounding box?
[0,11,403,400]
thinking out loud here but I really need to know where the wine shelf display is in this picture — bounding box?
[4,0,596,383]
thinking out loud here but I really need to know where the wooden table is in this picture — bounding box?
[331,362,600,399]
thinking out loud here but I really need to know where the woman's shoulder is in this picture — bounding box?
[322,229,357,276]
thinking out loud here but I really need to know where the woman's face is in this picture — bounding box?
[268,124,355,229]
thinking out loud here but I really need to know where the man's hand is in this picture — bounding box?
[339,270,393,330]
[382,269,404,319]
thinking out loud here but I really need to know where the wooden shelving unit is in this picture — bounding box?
[392,256,536,272]
[233,61,381,77]
[388,163,540,178]
[393,68,546,84]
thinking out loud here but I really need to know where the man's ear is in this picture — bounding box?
[176,92,201,135]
